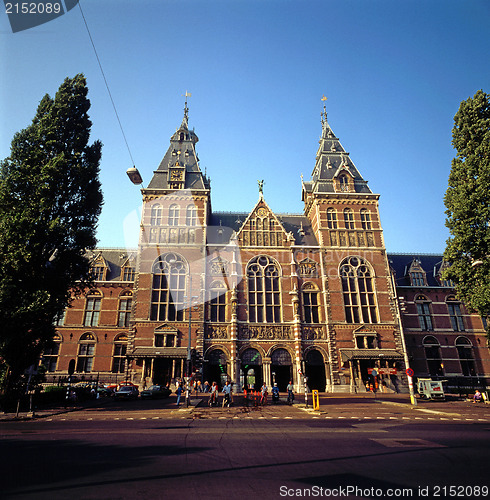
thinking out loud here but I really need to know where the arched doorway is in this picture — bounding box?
[305,349,326,391]
[241,348,263,390]
[270,348,292,391]
[206,349,228,389]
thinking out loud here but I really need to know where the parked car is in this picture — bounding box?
[140,385,172,399]
[114,385,139,400]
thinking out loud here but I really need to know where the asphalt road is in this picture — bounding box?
[1,396,489,500]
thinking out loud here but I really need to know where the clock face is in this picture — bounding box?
[170,170,182,181]
[257,208,267,218]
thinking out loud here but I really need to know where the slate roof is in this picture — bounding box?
[146,115,210,192]
[209,212,319,246]
[303,114,373,196]
[85,248,137,282]
[388,253,446,288]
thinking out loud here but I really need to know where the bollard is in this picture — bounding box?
[312,390,320,411]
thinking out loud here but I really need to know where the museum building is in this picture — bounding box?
[45,105,490,392]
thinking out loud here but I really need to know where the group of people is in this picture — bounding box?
[175,379,297,407]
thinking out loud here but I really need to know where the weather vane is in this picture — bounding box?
[182,90,191,121]
[321,95,328,126]
[258,179,264,196]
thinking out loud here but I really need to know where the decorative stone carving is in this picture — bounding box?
[239,324,292,340]
[303,326,325,340]
[298,258,317,277]
[207,325,228,339]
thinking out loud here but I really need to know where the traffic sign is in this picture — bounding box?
[406,368,414,377]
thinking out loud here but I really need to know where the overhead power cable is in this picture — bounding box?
[78,1,136,168]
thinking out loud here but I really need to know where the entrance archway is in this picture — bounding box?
[206,349,228,389]
[241,348,263,390]
[305,349,326,391]
[270,348,292,391]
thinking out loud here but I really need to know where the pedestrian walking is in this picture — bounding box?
[209,381,218,407]
[176,383,183,406]
[287,380,295,405]
[222,381,232,407]
[260,383,268,405]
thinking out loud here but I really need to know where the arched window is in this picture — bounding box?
[360,209,371,230]
[241,348,262,365]
[118,291,132,327]
[456,337,476,376]
[340,257,377,323]
[84,290,102,327]
[150,204,162,226]
[326,208,337,229]
[41,334,61,372]
[423,335,443,376]
[77,333,96,373]
[415,295,433,331]
[447,296,465,332]
[112,334,128,374]
[302,283,320,324]
[344,208,355,229]
[209,282,227,322]
[186,205,198,226]
[247,256,281,323]
[150,253,186,321]
[168,204,180,226]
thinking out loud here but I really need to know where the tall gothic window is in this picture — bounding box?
[327,208,338,229]
[360,209,372,230]
[151,253,186,321]
[209,282,227,322]
[77,333,96,373]
[186,205,198,226]
[168,204,180,226]
[447,296,465,332]
[117,291,132,327]
[423,335,444,376]
[302,283,320,324]
[112,334,128,373]
[340,256,377,323]
[84,290,102,327]
[247,255,281,323]
[344,208,355,229]
[416,295,433,331]
[150,204,162,226]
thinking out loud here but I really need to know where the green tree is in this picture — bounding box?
[0,74,103,390]
[443,90,490,332]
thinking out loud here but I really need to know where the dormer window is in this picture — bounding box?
[408,259,427,286]
[339,174,349,192]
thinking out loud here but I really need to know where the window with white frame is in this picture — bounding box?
[112,334,128,373]
[416,295,433,331]
[302,283,320,324]
[186,205,198,226]
[209,282,227,322]
[77,333,96,373]
[84,291,102,327]
[168,204,180,226]
[117,291,132,327]
[447,296,465,332]
[327,208,338,229]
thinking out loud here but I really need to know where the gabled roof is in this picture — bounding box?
[303,109,373,196]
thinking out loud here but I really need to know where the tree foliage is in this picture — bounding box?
[0,74,103,384]
[443,90,490,328]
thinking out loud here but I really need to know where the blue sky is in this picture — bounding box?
[1,0,489,253]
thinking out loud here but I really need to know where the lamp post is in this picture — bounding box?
[390,274,417,406]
